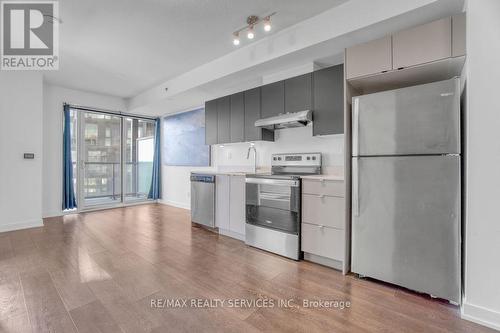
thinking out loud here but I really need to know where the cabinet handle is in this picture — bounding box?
[353,157,360,217]
[353,98,360,157]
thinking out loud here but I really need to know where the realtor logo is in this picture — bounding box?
[1,1,59,70]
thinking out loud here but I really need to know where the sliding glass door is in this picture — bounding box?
[70,109,155,210]
[123,117,155,202]
[79,112,122,208]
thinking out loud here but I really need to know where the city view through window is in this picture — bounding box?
[69,109,155,208]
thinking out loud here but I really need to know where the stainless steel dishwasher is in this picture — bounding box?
[190,173,216,228]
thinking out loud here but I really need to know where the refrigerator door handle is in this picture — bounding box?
[352,98,360,156]
[352,157,360,217]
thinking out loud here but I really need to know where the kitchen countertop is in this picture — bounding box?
[216,172,248,176]
[191,169,344,180]
[300,174,344,181]
[191,167,271,177]
[190,171,253,176]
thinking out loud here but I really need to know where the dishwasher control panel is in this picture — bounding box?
[190,174,215,183]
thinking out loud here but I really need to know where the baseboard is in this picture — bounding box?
[158,199,190,210]
[0,219,43,233]
[462,302,500,331]
[218,228,245,241]
[43,211,63,218]
[303,252,343,272]
[44,201,157,217]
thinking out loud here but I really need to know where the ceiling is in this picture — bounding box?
[43,0,348,98]
[128,0,464,116]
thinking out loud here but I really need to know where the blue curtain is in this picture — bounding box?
[63,104,77,210]
[148,118,161,199]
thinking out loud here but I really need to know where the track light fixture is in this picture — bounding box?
[247,26,255,39]
[233,32,240,45]
[263,16,272,32]
[232,12,276,46]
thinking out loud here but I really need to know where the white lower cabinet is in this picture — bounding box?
[215,174,245,240]
[303,178,345,197]
[302,223,344,261]
[301,179,347,273]
[302,194,345,229]
[229,175,246,237]
[215,175,230,230]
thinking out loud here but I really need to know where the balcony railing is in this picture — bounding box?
[80,161,152,201]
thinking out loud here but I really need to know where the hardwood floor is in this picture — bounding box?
[0,204,494,332]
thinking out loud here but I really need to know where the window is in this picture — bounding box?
[124,118,155,201]
[85,124,98,145]
[68,108,156,208]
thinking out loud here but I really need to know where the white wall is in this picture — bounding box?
[42,84,127,217]
[462,0,500,330]
[160,151,216,210]
[215,126,344,174]
[0,72,44,232]
[160,123,344,210]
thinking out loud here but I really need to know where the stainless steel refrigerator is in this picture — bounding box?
[351,78,461,304]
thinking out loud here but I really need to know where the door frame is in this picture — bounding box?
[72,110,156,213]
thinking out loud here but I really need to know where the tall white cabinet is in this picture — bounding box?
[215,174,246,240]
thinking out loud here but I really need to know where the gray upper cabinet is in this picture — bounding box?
[244,88,260,141]
[230,92,244,143]
[205,99,218,145]
[285,73,312,113]
[261,81,284,118]
[313,64,344,136]
[217,96,231,144]
[244,88,274,142]
[345,35,392,79]
[392,17,452,69]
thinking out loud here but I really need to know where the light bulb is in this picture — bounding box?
[247,27,255,39]
[264,17,271,32]
[233,32,240,45]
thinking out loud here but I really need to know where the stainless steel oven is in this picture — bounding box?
[246,176,300,234]
[245,153,321,260]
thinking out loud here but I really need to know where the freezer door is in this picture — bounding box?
[351,155,461,303]
[352,78,460,156]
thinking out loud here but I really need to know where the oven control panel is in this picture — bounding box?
[271,153,321,167]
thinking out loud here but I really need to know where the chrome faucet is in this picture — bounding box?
[246,144,257,173]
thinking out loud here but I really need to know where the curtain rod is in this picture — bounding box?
[63,103,158,121]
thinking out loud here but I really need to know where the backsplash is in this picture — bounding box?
[213,125,344,175]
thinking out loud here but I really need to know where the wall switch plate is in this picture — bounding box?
[23,153,35,159]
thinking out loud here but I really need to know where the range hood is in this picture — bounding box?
[254,110,312,130]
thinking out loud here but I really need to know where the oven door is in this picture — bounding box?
[245,177,300,235]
